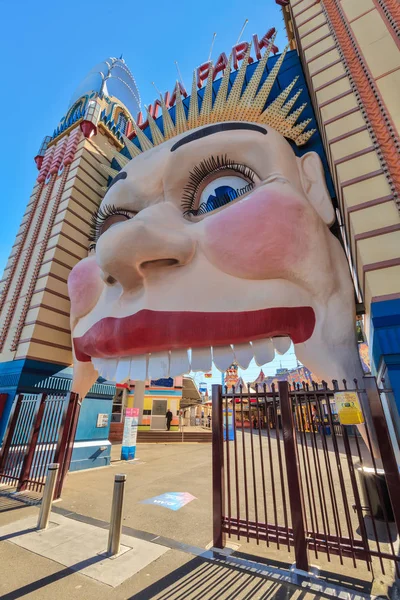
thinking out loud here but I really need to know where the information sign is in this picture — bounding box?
[334,392,364,425]
[121,407,139,460]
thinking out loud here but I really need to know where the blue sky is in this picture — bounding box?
[0,1,297,381]
[0,0,287,273]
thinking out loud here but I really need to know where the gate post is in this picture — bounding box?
[364,377,400,535]
[54,393,81,499]
[18,394,47,491]
[53,393,78,498]
[212,384,225,549]
[278,381,309,573]
[0,395,23,473]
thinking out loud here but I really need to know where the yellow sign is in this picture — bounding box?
[334,392,364,425]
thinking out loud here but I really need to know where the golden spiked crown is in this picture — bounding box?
[102,33,316,178]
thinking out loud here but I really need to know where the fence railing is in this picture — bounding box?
[212,377,400,577]
[0,392,80,498]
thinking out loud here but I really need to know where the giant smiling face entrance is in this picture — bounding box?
[67,42,363,399]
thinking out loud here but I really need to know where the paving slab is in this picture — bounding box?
[0,511,168,588]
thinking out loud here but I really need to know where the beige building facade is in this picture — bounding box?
[279,0,400,404]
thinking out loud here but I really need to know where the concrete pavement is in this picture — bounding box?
[0,443,380,599]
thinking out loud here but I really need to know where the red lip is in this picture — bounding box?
[73,307,315,362]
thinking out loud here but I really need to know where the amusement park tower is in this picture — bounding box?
[0,58,140,448]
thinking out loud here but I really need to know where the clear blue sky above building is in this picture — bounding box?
[0,0,287,273]
[0,1,296,380]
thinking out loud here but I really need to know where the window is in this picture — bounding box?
[117,112,127,135]
[111,388,124,422]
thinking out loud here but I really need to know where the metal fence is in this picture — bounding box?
[212,377,400,577]
[0,392,80,498]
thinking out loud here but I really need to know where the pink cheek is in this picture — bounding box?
[68,257,104,318]
[203,186,310,279]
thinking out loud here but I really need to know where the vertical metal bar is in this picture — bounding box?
[316,389,344,564]
[351,413,385,566]
[212,384,225,549]
[6,399,27,486]
[224,390,232,538]
[324,392,358,567]
[255,385,269,546]
[55,394,81,499]
[0,395,23,479]
[240,385,250,541]
[360,380,400,575]
[18,394,47,491]
[278,381,309,573]
[37,463,59,530]
[305,393,331,560]
[53,393,76,482]
[249,389,259,544]
[7,398,30,486]
[107,474,126,556]
[33,397,51,491]
[342,426,374,572]
[265,390,279,549]
[232,391,240,539]
[273,384,290,551]
[365,377,400,535]
[294,392,317,559]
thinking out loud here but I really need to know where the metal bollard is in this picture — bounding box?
[37,463,59,530]
[107,474,126,556]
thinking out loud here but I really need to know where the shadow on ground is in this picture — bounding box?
[0,488,41,513]
[128,556,321,600]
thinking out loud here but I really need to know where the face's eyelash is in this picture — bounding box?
[88,204,133,246]
[182,154,256,216]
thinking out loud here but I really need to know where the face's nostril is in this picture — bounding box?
[106,275,117,285]
[141,258,180,269]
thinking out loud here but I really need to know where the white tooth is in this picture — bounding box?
[92,358,109,379]
[273,336,291,355]
[233,342,253,369]
[148,352,170,380]
[130,354,148,381]
[212,345,235,372]
[191,347,212,372]
[102,358,118,381]
[115,357,132,383]
[91,357,103,372]
[169,349,190,377]
[251,339,275,366]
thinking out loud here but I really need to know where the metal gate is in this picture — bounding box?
[212,377,400,577]
[0,392,80,499]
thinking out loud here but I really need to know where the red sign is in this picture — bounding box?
[130,28,279,135]
[126,407,139,418]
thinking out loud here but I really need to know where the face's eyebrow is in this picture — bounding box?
[170,122,267,152]
[108,171,127,189]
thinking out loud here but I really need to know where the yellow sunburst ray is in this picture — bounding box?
[145,107,165,146]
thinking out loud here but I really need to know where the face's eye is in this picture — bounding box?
[89,204,136,247]
[182,155,257,218]
[198,175,254,214]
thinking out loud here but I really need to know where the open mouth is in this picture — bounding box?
[73,306,315,381]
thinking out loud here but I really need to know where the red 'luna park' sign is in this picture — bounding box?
[129,28,279,135]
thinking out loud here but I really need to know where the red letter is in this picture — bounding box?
[169,81,188,107]
[232,42,253,71]
[213,52,228,79]
[253,29,279,59]
[197,61,211,88]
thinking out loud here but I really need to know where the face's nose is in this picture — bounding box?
[96,203,195,292]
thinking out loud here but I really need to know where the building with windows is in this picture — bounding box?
[276,0,400,407]
[0,58,140,469]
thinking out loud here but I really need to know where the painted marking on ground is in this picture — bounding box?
[140,492,197,511]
